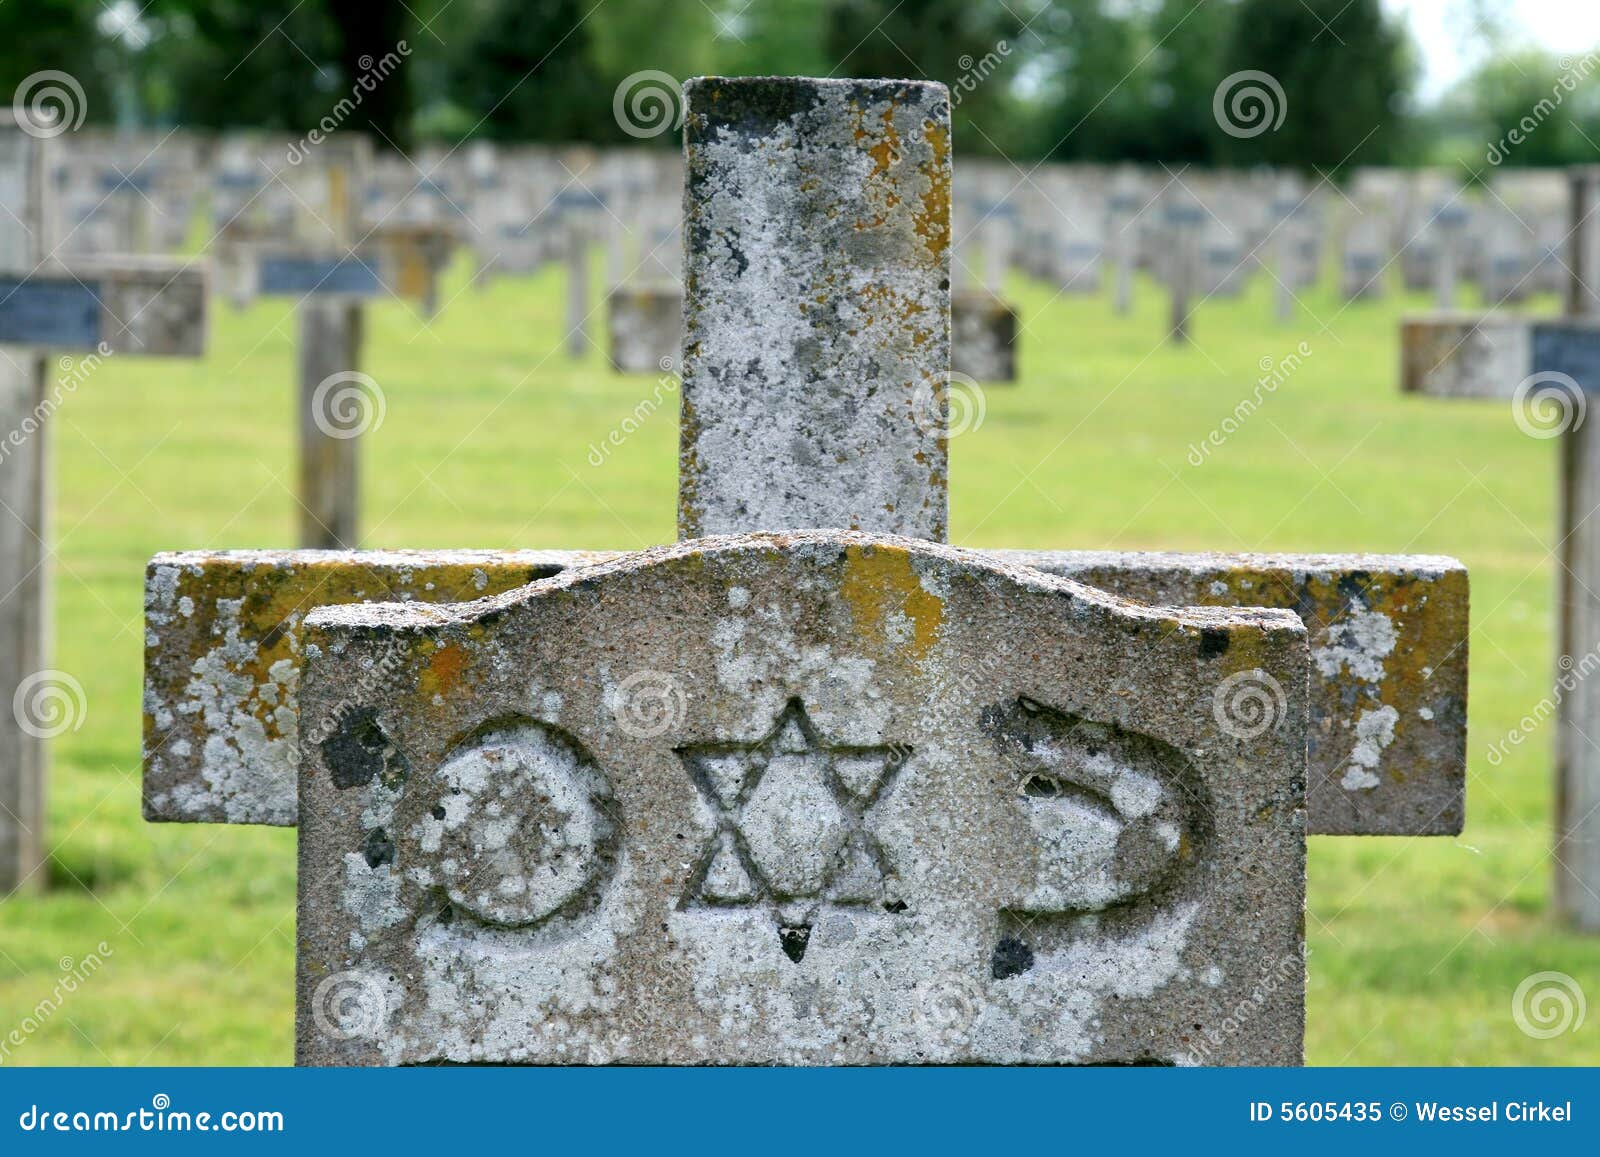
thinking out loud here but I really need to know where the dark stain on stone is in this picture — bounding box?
[322,707,388,789]
[1200,627,1230,659]
[431,804,446,820]
[1337,572,1373,608]
[779,923,812,963]
[991,936,1035,979]
[363,827,394,869]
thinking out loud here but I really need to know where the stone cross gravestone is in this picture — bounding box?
[1164,195,1203,343]
[1108,174,1141,317]
[141,79,1469,1063]
[1,111,208,894]
[219,137,453,549]
[1402,314,1600,930]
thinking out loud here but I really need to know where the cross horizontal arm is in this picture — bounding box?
[0,258,206,355]
[143,546,1465,835]
[1402,314,1600,398]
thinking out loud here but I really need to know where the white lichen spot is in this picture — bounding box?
[1341,704,1399,791]
[1313,610,1396,683]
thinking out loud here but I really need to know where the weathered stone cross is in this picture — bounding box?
[1,112,208,894]
[215,135,454,550]
[142,79,1468,1064]
[1403,307,1600,931]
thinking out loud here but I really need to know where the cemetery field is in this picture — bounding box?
[1,250,1597,1067]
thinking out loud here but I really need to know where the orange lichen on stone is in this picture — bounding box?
[840,544,944,661]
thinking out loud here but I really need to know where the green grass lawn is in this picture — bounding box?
[1,247,1596,1065]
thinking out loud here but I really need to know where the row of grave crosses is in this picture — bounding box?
[1,110,207,894]
[0,114,462,896]
[136,78,1471,1066]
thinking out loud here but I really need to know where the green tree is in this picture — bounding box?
[1464,49,1600,169]
[452,0,618,143]
[1219,0,1411,170]
[0,0,117,128]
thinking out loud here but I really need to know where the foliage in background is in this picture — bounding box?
[0,0,1597,171]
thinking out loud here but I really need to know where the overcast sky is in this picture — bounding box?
[1384,0,1600,100]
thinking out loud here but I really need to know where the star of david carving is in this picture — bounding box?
[677,698,908,962]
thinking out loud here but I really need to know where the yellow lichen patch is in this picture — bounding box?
[913,122,951,262]
[839,544,944,661]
